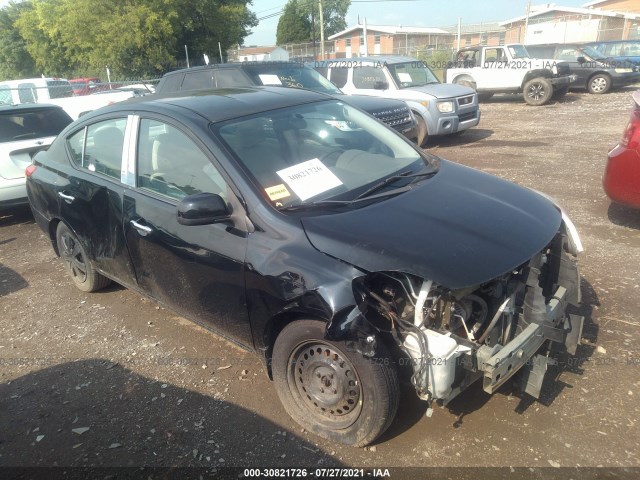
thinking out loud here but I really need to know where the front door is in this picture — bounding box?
[122,117,252,346]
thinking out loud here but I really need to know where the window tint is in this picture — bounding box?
[330,67,348,88]
[0,107,73,143]
[212,69,253,88]
[353,66,387,89]
[181,70,213,90]
[67,118,126,180]
[137,119,226,201]
[159,73,184,92]
[526,46,555,58]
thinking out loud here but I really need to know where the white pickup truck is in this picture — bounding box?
[445,44,577,106]
[0,78,136,119]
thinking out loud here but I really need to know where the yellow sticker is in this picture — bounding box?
[265,184,291,201]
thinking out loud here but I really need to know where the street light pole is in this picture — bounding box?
[319,0,325,60]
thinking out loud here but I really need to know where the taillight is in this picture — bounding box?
[621,108,640,149]
[25,164,37,177]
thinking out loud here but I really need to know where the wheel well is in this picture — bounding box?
[521,70,553,88]
[49,218,61,256]
[587,71,610,82]
[263,311,327,379]
[452,74,475,87]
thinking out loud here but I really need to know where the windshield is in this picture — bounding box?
[0,108,73,143]
[387,62,440,88]
[213,100,434,209]
[507,45,530,59]
[580,45,607,61]
[242,63,343,95]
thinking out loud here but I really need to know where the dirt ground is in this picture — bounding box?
[1,87,640,474]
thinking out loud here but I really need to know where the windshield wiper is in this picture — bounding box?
[277,200,354,212]
[355,169,436,200]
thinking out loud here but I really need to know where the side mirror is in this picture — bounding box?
[373,80,388,90]
[177,192,230,226]
[577,56,586,64]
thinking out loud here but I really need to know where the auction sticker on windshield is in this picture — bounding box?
[258,74,283,86]
[276,159,342,201]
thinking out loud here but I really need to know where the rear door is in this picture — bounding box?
[55,115,138,285]
[122,116,252,346]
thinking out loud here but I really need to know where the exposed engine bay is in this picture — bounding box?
[352,221,583,405]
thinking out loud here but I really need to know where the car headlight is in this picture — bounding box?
[551,64,558,75]
[615,68,633,73]
[437,101,454,113]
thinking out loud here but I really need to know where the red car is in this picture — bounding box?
[68,77,105,96]
[603,90,640,207]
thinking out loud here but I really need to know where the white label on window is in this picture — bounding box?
[258,74,282,86]
[276,158,342,201]
[397,72,412,82]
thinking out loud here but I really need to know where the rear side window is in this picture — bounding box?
[67,118,127,180]
[0,107,73,143]
[353,66,387,89]
[158,73,183,92]
[181,71,213,90]
[330,67,348,88]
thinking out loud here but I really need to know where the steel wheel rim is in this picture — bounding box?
[60,233,88,283]
[288,341,363,429]
[591,77,607,93]
[527,83,546,101]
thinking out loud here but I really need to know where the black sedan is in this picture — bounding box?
[27,87,584,446]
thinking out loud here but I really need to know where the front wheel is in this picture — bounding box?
[272,320,399,446]
[588,74,611,94]
[523,77,554,106]
[56,222,111,292]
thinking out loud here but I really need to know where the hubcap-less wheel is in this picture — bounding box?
[59,233,88,283]
[590,77,608,93]
[288,342,363,429]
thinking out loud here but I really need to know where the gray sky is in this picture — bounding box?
[0,0,593,46]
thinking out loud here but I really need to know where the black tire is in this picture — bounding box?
[588,74,611,94]
[272,320,399,447]
[523,77,554,106]
[552,85,570,100]
[414,113,428,147]
[56,222,111,292]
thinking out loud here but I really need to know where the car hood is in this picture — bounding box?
[341,94,409,112]
[301,160,562,290]
[407,82,475,99]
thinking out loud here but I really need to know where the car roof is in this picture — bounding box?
[83,86,333,123]
[341,55,416,64]
[0,103,65,113]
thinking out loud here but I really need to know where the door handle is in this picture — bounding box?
[130,219,152,236]
[58,192,75,203]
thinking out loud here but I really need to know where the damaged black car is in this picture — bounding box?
[26,87,584,446]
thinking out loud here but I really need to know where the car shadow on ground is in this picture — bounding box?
[607,202,640,230]
[0,206,34,229]
[438,276,600,424]
[0,360,344,468]
[0,264,29,296]
[480,93,582,105]
[426,128,494,148]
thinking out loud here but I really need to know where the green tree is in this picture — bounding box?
[277,0,312,45]
[11,0,257,79]
[0,1,37,80]
[276,0,350,46]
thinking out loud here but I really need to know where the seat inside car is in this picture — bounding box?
[91,126,124,177]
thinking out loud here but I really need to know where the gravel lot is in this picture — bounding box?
[1,87,640,473]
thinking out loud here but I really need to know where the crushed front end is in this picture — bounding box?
[352,219,583,405]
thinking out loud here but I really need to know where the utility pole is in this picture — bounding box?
[319,0,325,60]
[311,6,316,60]
[523,0,532,43]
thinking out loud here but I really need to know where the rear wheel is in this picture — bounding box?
[56,222,111,292]
[523,77,553,106]
[272,320,399,446]
[588,74,611,94]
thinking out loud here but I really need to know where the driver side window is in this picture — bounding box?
[136,119,227,201]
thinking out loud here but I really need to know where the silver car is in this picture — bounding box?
[1,104,73,210]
